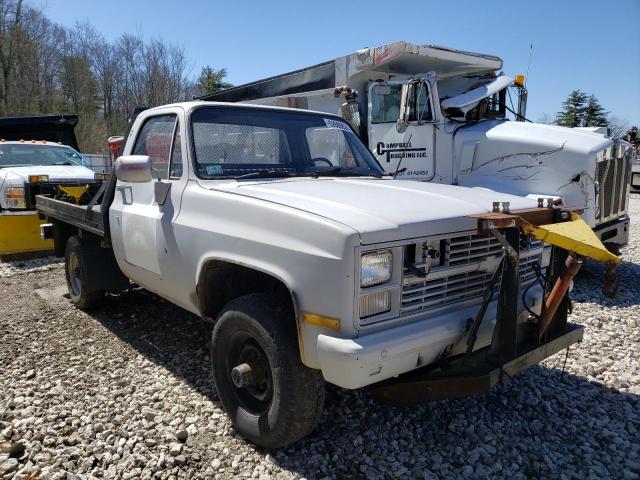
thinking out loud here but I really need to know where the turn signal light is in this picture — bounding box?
[359,290,391,318]
[302,312,341,331]
[29,175,49,183]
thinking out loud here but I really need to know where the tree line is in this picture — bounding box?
[539,89,634,139]
[0,0,229,153]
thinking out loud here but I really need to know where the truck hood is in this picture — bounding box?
[215,178,537,244]
[455,120,613,226]
[0,165,96,183]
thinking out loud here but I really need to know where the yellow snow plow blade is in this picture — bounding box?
[521,211,621,265]
[58,185,89,203]
[0,211,53,257]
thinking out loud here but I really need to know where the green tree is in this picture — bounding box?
[556,89,588,127]
[196,65,232,96]
[583,94,608,127]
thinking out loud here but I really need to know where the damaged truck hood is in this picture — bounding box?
[213,178,537,244]
[455,120,612,226]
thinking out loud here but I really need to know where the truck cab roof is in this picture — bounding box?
[144,100,349,120]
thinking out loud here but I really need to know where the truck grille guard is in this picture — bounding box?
[24,179,101,209]
[370,204,621,405]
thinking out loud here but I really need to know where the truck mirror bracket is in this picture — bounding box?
[154,181,171,206]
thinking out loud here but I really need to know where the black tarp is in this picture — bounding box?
[0,114,79,151]
[199,61,335,103]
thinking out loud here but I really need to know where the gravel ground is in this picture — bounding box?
[1,197,639,480]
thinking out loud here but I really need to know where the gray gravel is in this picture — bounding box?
[1,197,639,479]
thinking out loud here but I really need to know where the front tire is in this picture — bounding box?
[211,293,325,449]
[64,235,104,310]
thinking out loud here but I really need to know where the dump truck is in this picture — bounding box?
[201,41,632,254]
[0,115,103,258]
[36,101,620,448]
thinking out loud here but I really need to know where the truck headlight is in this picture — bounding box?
[5,186,26,208]
[361,249,392,287]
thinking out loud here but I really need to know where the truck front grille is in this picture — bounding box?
[401,235,546,316]
[596,151,631,223]
[448,234,504,267]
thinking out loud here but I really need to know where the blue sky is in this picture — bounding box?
[44,0,640,126]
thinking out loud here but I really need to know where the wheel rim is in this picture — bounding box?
[68,251,82,296]
[226,332,273,415]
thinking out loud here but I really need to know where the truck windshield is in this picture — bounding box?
[191,107,384,179]
[0,144,86,167]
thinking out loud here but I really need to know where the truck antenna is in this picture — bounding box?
[524,44,533,88]
[393,134,412,179]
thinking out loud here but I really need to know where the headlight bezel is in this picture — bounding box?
[360,249,393,288]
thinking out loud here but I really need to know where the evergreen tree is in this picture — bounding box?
[196,66,233,96]
[583,94,609,127]
[555,89,588,127]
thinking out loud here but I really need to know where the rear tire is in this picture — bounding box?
[211,293,325,449]
[64,235,104,310]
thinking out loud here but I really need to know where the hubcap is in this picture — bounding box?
[227,333,273,414]
[68,251,82,295]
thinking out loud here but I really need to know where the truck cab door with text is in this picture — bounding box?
[368,79,437,181]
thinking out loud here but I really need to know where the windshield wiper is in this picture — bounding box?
[311,167,382,178]
[235,170,297,180]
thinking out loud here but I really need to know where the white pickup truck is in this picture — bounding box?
[0,115,101,257]
[36,101,591,448]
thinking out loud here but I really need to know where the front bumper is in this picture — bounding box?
[316,282,544,389]
[370,323,584,406]
[595,214,629,248]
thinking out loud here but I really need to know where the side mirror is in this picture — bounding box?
[114,155,152,183]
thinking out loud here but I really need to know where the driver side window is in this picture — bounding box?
[371,82,433,124]
[371,85,402,124]
[132,114,177,180]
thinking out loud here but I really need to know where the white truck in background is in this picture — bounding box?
[0,115,102,258]
[201,41,632,253]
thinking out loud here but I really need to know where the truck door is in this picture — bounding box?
[110,112,184,292]
[368,78,437,181]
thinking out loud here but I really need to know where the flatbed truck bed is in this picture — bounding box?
[36,195,105,237]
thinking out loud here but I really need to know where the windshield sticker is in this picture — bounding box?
[205,164,223,175]
[324,119,351,132]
